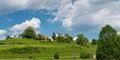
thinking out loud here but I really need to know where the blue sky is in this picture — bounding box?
[0,0,120,40]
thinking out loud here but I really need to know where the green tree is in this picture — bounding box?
[56,33,64,42]
[52,32,56,40]
[64,33,73,43]
[22,27,35,39]
[91,39,98,45]
[6,35,12,40]
[76,34,88,45]
[55,33,73,43]
[115,35,120,59]
[96,25,118,60]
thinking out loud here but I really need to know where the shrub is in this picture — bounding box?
[80,51,92,58]
[29,56,32,59]
[54,52,59,59]
[42,47,46,51]
[0,42,4,45]
[0,47,41,54]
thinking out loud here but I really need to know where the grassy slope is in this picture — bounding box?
[0,38,97,60]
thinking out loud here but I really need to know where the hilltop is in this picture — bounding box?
[0,38,97,60]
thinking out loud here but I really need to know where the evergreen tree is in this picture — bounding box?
[52,32,56,40]
[96,25,118,60]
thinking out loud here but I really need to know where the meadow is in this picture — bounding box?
[0,38,97,60]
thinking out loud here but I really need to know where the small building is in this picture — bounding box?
[40,36,48,40]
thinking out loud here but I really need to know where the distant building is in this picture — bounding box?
[40,36,48,40]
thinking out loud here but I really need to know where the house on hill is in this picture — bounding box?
[40,36,48,40]
[35,34,49,41]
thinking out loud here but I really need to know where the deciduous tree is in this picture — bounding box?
[22,27,35,39]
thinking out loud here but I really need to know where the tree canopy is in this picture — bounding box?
[96,25,120,60]
[22,27,35,39]
[76,34,88,45]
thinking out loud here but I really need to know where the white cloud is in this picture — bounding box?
[10,17,41,35]
[73,36,77,41]
[1,0,120,33]
[49,0,120,33]
[0,30,7,40]
[0,0,71,15]
[0,30,7,35]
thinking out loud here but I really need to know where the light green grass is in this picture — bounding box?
[0,38,97,60]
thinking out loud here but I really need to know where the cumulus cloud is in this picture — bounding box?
[0,0,71,15]
[10,17,41,35]
[0,30,7,35]
[1,0,120,33]
[49,0,120,32]
[0,30,7,40]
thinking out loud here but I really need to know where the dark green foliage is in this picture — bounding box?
[91,39,98,45]
[99,25,117,40]
[29,56,32,59]
[22,27,35,39]
[1,47,41,54]
[0,42,4,45]
[52,32,56,40]
[56,33,73,43]
[80,51,92,58]
[96,25,119,60]
[54,52,59,59]
[56,33,64,42]
[64,33,73,43]
[76,34,88,45]
[6,35,12,40]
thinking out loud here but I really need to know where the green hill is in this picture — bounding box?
[0,38,97,60]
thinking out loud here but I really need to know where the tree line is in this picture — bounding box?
[6,26,98,45]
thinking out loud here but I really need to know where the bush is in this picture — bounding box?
[1,47,41,54]
[0,42,4,45]
[80,51,92,58]
[54,52,59,59]
[29,56,32,59]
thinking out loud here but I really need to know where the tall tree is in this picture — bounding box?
[22,27,35,39]
[96,25,118,60]
[52,32,56,40]
[76,34,88,45]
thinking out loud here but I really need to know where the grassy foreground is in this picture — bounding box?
[0,38,97,60]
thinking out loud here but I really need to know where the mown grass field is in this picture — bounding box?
[0,38,97,60]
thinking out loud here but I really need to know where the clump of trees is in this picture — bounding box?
[76,34,89,45]
[52,32,73,43]
[96,25,120,60]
